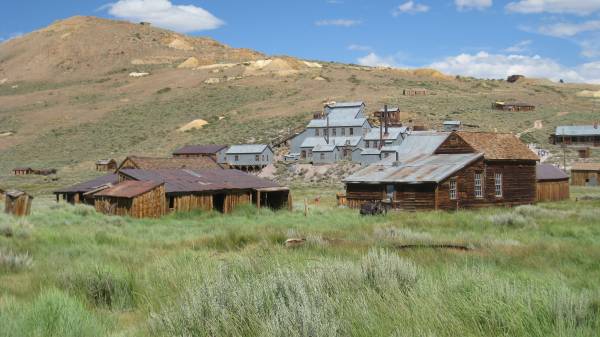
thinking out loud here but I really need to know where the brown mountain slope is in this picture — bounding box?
[0,16,263,82]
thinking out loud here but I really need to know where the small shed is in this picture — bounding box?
[94,181,166,218]
[443,121,461,132]
[13,167,33,176]
[571,163,600,186]
[373,107,401,125]
[96,159,117,172]
[4,190,33,216]
[225,144,273,171]
[492,101,535,112]
[536,164,570,202]
[403,88,427,96]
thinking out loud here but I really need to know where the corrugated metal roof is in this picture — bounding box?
[396,132,450,156]
[571,163,600,171]
[555,125,600,136]
[364,127,407,140]
[537,164,569,181]
[300,136,362,148]
[307,118,368,128]
[344,153,483,184]
[173,145,228,155]
[119,169,281,193]
[95,181,163,198]
[360,148,381,155]
[312,144,336,152]
[54,174,119,194]
[226,144,269,154]
[325,101,364,108]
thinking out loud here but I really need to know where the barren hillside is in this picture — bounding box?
[1,16,600,193]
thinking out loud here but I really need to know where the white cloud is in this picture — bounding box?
[357,53,399,67]
[315,19,362,27]
[580,38,600,58]
[536,20,600,37]
[348,44,372,51]
[506,0,600,15]
[455,0,492,11]
[504,40,532,52]
[393,1,430,16]
[428,51,600,83]
[106,0,224,33]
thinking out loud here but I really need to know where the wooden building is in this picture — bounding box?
[53,174,119,205]
[4,190,33,216]
[13,167,33,175]
[373,106,402,126]
[172,145,228,164]
[225,145,274,171]
[570,163,600,186]
[403,88,427,96]
[94,181,166,218]
[0,188,4,201]
[118,168,291,214]
[117,155,222,171]
[443,120,461,132]
[343,131,539,211]
[492,101,535,112]
[96,159,117,172]
[536,164,570,202]
[550,125,600,147]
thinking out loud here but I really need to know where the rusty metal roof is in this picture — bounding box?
[119,156,222,170]
[119,169,281,194]
[172,145,228,155]
[344,153,483,184]
[537,164,569,181]
[571,163,600,171]
[54,174,119,194]
[95,180,163,198]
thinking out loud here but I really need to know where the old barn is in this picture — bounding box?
[94,181,166,218]
[4,190,33,216]
[536,164,570,202]
[570,163,600,186]
[344,131,539,211]
[492,102,535,112]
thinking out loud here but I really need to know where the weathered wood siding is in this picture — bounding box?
[223,191,252,213]
[4,195,32,217]
[434,134,475,154]
[346,184,385,208]
[171,194,213,212]
[571,170,600,186]
[537,180,569,202]
[95,185,166,218]
[393,183,436,211]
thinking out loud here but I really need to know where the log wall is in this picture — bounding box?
[345,184,385,208]
[172,194,213,212]
[571,170,600,186]
[537,180,570,202]
[95,185,166,218]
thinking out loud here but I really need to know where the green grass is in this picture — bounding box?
[0,187,599,336]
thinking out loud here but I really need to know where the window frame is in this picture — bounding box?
[234,155,239,162]
[494,172,503,198]
[349,128,354,136]
[315,128,320,136]
[449,178,457,200]
[474,172,483,199]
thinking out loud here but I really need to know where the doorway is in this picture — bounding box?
[213,194,226,212]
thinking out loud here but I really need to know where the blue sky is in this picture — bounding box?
[2,0,600,83]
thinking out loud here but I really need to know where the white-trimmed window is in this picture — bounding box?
[315,128,320,136]
[365,140,370,148]
[332,128,337,136]
[494,173,503,198]
[449,179,457,200]
[349,128,354,136]
[474,172,483,198]
[341,128,346,136]
[320,153,325,160]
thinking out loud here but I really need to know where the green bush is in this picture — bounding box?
[0,289,108,337]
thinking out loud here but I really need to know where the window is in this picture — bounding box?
[341,128,346,136]
[320,153,325,160]
[255,155,260,161]
[384,153,389,158]
[235,155,239,162]
[332,128,337,136]
[449,179,457,200]
[315,128,320,136]
[262,155,265,161]
[494,173,503,198]
[365,140,370,148]
[374,141,378,148]
[349,128,354,136]
[474,172,483,198]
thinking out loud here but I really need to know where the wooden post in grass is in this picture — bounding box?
[304,198,308,217]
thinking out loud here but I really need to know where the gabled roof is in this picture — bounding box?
[364,127,408,141]
[537,164,569,181]
[396,132,450,156]
[455,131,539,161]
[307,118,368,128]
[172,145,228,155]
[119,169,281,193]
[54,174,119,194]
[344,153,483,184]
[324,101,365,120]
[571,163,600,171]
[312,144,336,152]
[226,144,270,154]
[96,159,116,165]
[555,125,600,136]
[118,156,222,170]
[95,181,163,198]
[5,190,32,198]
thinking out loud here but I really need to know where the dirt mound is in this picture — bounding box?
[168,37,194,51]
[178,119,208,132]
[412,68,453,80]
[577,90,600,98]
[178,57,200,69]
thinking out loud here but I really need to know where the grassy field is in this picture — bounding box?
[1,186,599,336]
